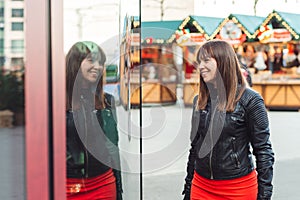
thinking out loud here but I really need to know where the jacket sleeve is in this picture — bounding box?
[102,94,123,200]
[246,92,275,200]
[182,96,200,200]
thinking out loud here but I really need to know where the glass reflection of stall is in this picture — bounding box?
[139,21,180,107]
[136,44,177,106]
[119,16,140,110]
[120,20,180,108]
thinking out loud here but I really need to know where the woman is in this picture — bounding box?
[182,40,274,200]
[273,46,283,73]
[242,44,256,69]
[66,41,123,199]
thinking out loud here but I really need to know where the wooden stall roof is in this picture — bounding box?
[123,11,300,46]
[141,20,183,44]
[258,10,300,40]
[178,15,224,40]
[216,14,265,41]
[230,14,265,36]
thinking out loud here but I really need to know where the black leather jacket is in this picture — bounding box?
[183,88,274,200]
[67,93,123,199]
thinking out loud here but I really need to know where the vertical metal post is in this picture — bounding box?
[25,0,50,199]
[50,0,66,199]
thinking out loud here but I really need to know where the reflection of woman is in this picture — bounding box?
[182,40,274,200]
[66,41,122,199]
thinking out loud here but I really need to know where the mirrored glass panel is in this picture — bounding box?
[64,0,141,199]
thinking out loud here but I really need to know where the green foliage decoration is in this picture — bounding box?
[0,68,24,112]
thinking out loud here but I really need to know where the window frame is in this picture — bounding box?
[11,22,24,31]
[11,8,24,18]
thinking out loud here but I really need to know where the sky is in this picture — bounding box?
[64,0,138,54]
[63,0,300,55]
[194,0,300,17]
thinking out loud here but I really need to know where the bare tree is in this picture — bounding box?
[152,0,164,20]
[145,0,186,20]
[254,0,259,16]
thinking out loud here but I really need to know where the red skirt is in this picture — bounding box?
[191,170,258,200]
[66,169,116,200]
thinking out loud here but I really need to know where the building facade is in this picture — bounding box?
[2,0,24,70]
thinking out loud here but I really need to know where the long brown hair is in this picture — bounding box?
[195,39,247,112]
[66,41,106,110]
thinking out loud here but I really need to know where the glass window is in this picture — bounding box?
[11,57,23,66]
[0,56,4,66]
[0,38,4,55]
[12,9,24,18]
[12,22,24,31]
[11,39,24,53]
[0,8,4,18]
[0,0,3,17]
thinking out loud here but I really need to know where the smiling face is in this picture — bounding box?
[198,56,218,85]
[195,40,248,111]
[66,41,107,110]
[80,56,103,85]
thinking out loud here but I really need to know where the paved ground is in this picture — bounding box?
[141,107,300,200]
[0,126,25,200]
[1,105,300,199]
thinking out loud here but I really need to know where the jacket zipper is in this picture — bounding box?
[231,137,241,167]
[209,134,214,179]
[81,96,89,178]
[209,107,217,179]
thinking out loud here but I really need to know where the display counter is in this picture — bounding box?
[129,80,177,107]
[183,79,199,106]
[120,76,177,109]
[252,78,300,110]
[183,72,300,110]
[251,70,300,110]
[119,60,178,108]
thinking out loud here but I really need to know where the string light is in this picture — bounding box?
[179,16,190,30]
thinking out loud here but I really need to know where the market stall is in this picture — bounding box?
[176,15,224,106]
[250,10,300,110]
[214,13,265,65]
[216,13,265,43]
